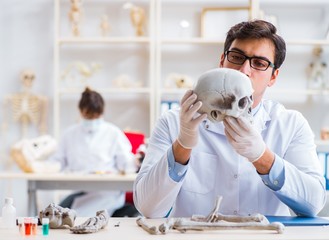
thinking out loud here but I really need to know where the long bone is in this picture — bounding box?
[160,218,284,234]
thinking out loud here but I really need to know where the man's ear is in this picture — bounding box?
[268,68,279,87]
[219,53,225,67]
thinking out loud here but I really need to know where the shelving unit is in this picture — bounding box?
[52,0,329,148]
[258,0,329,145]
[53,0,155,138]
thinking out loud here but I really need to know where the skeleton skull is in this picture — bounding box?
[40,203,77,228]
[20,69,35,89]
[193,68,254,122]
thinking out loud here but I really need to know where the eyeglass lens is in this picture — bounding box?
[227,51,271,71]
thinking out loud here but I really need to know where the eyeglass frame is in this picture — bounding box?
[224,50,275,71]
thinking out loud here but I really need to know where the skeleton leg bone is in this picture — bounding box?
[70,210,109,234]
[165,218,284,234]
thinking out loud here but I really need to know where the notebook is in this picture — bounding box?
[266,216,329,226]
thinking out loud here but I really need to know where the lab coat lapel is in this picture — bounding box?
[253,104,271,133]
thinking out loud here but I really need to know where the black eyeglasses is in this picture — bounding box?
[225,50,275,71]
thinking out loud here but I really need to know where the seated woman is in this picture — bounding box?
[48,87,139,217]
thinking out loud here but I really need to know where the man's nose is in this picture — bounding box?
[239,59,251,77]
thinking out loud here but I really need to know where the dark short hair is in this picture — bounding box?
[224,20,286,69]
[78,87,104,117]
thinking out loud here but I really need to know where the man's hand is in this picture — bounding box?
[177,90,207,149]
[224,116,266,162]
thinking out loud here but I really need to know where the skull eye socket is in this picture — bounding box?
[238,97,248,109]
[211,111,218,119]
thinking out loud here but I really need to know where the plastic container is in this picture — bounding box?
[24,217,32,235]
[1,197,16,228]
[42,218,49,236]
[31,217,38,235]
[17,217,24,235]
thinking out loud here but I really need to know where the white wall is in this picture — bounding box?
[0,0,55,216]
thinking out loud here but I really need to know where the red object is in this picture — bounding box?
[124,131,145,204]
[124,132,145,154]
[125,192,134,204]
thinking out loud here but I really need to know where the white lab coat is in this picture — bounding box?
[134,99,326,218]
[49,119,135,216]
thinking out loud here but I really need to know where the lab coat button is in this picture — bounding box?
[234,210,237,215]
[234,174,238,179]
[205,124,209,129]
[273,180,279,185]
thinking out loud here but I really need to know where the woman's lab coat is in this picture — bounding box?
[50,119,135,216]
[134,99,326,218]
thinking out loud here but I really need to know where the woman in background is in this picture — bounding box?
[49,87,138,217]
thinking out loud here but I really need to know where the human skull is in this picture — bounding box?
[20,69,35,88]
[40,203,77,228]
[193,68,254,122]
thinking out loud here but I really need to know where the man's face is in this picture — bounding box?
[220,38,279,108]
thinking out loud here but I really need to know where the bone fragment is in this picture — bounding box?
[70,210,109,234]
[205,195,222,222]
[136,217,159,235]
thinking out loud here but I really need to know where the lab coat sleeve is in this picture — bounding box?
[167,147,188,182]
[269,112,326,217]
[134,111,185,218]
[274,155,326,217]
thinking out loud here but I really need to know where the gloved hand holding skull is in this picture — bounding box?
[177,90,207,149]
[224,116,266,162]
[192,68,266,162]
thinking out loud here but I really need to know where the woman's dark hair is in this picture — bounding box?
[78,87,104,118]
[224,20,286,70]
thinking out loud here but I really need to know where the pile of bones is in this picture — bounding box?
[136,196,284,234]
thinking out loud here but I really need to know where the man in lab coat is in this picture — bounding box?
[49,87,137,217]
[134,20,327,218]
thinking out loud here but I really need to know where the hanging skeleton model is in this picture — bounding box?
[4,69,48,139]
